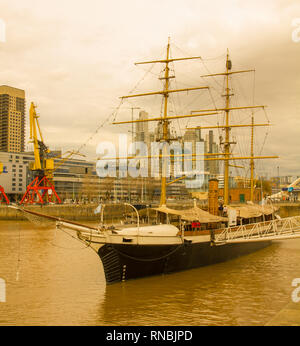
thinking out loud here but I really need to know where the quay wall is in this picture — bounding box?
[278,203,300,218]
[0,204,124,221]
[0,202,299,221]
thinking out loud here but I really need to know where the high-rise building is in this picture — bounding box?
[0,85,25,152]
[205,130,219,175]
[135,110,152,176]
[183,128,204,170]
[135,110,149,144]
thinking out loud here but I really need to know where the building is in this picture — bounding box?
[0,85,25,153]
[135,111,149,144]
[0,151,96,202]
[182,127,220,176]
[0,150,190,203]
[205,130,219,175]
[180,128,221,193]
[0,152,28,198]
[218,187,262,203]
[134,111,154,177]
[182,127,203,170]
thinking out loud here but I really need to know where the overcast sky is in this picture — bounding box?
[0,0,299,177]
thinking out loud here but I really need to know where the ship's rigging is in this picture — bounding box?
[98,38,278,206]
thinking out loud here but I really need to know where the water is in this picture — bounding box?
[0,220,299,326]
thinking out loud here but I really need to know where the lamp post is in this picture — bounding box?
[124,202,140,243]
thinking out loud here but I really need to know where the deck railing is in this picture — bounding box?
[213,216,300,245]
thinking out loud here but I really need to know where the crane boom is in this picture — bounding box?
[29,102,54,177]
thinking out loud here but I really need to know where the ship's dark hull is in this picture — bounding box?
[98,240,271,284]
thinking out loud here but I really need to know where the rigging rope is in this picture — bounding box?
[49,226,92,250]
[76,60,157,154]
[76,98,124,153]
[16,226,21,282]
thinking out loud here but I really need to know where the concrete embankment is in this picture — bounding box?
[278,203,300,218]
[0,202,299,221]
[0,204,126,221]
[0,199,198,221]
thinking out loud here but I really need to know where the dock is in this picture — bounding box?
[0,204,122,221]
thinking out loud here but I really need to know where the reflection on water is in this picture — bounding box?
[0,221,300,326]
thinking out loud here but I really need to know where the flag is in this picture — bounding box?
[94,204,102,215]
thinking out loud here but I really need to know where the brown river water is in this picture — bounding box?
[0,220,299,326]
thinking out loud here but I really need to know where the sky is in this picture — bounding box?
[0,0,299,177]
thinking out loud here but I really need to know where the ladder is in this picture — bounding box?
[212,216,300,245]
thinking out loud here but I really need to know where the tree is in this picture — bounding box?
[255,179,272,195]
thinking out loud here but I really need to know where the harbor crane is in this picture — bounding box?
[20,102,84,204]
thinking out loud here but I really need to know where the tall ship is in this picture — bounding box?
[14,39,300,284]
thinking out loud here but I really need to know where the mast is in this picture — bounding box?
[224,51,231,205]
[160,37,171,206]
[250,114,254,201]
[192,51,273,205]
